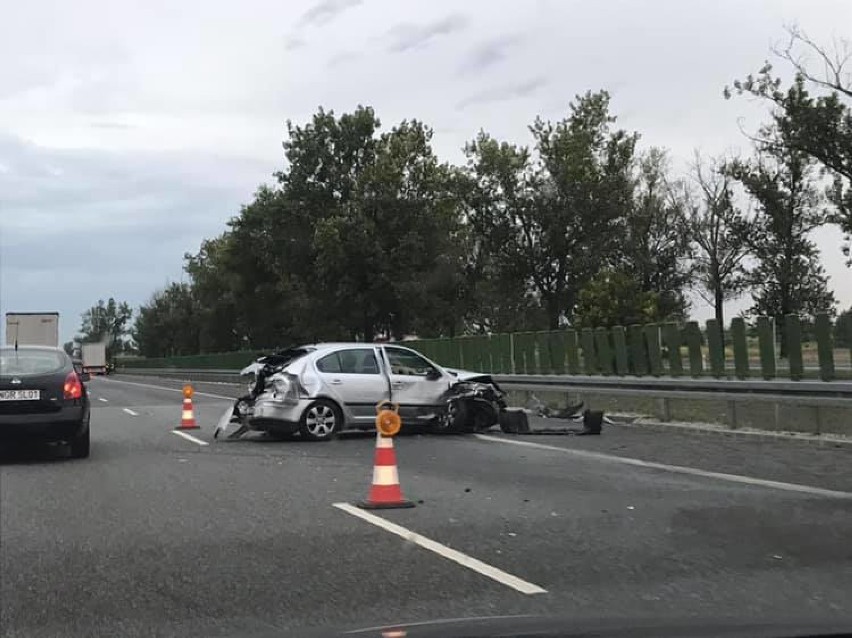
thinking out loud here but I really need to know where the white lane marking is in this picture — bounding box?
[122,408,139,416]
[332,502,547,595]
[98,397,109,402]
[474,434,852,500]
[102,377,234,400]
[171,430,209,447]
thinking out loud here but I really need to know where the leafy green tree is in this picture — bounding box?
[687,152,750,332]
[834,307,852,348]
[621,148,693,320]
[726,126,836,354]
[727,27,852,263]
[79,298,133,361]
[465,91,637,329]
[132,284,200,358]
[574,270,660,328]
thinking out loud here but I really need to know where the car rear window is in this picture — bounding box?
[0,349,66,377]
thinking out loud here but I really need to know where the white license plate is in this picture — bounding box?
[0,389,41,401]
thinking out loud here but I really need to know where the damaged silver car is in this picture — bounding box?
[215,343,506,441]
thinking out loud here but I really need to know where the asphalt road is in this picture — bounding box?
[1,375,851,637]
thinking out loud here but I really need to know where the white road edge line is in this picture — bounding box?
[101,377,234,400]
[122,408,139,416]
[332,502,547,595]
[98,397,109,402]
[171,430,209,447]
[474,434,852,500]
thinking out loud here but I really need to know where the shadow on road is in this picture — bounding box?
[0,441,74,465]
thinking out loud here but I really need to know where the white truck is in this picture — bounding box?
[81,342,108,376]
[5,312,60,347]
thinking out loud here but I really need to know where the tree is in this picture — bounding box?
[727,27,852,263]
[465,91,637,329]
[574,269,660,328]
[726,124,836,354]
[834,306,852,348]
[132,284,200,358]
[78,298,133,361]
[687,152,750,332]
[621,148,694,320]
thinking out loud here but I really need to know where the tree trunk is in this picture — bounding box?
[714,284,726,345]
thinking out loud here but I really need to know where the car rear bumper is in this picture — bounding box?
[0,405,88,442]
[248,398,304,433]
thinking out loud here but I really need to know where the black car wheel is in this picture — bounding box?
[70,426,90,459]
[299,400,341,442]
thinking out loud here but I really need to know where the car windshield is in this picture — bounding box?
[0,349,65,376]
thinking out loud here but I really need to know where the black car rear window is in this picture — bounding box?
[0,349,66,377]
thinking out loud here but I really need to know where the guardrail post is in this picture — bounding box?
[644,324,663,377]
[595,328,614,376]
[705,319,725,378]
[815,313,835,381]
[727,401,738,429]
[684,321,704,377]
[656,397,671,421]
[662,323,683,377]
[612,326,629,376]
[628,324,648,376]
[536,331,551,374]
[580,328,597,375]
[512,332,524,374]
[731,318,750,379]
[756,316,776,379]
[548,331,566,375]
[565,329,580,375]
[784,315,804,381]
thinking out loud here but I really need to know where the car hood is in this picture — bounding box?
[443,368,495,383]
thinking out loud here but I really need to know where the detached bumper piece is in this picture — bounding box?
[498,405,604,436]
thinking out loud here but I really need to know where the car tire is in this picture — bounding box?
[299,400,341,442]
[70,426,90,459]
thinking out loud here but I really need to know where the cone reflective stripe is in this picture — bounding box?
[177,396,199,430]
[359,432,414,509]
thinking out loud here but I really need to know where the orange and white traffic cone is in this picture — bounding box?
[359,432,414,509]
[176,384,199,430]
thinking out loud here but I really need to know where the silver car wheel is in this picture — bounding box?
[304,404,337,438]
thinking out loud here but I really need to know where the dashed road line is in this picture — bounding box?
[98,397,109,403]
[122,408,140,416]
[171,430,209,447]
[475,434,852,500]
[332,502,547,595]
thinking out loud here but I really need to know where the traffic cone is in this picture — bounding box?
[359,432,414,509]
[176,385,199,430]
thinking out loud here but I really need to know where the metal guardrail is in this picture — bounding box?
[118,368,852,404]
[116,367,852,433]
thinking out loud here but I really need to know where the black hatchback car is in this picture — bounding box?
[0,345,91,458]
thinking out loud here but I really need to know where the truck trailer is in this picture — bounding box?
[81,342,108,376]
[5,312,60,347]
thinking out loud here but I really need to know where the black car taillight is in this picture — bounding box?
[64,371,83,400]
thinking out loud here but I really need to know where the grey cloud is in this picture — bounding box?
[298,0,362,27]
[457,76,548,109]
[89,121,136,130]
[386,13,470,53]
[284,35,306,51]
[459,34,524,75]
[0,135,269,338]
[326,50,361,69]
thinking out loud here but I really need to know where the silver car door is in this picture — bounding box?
[314,347,388,425]
[381,346,450,422]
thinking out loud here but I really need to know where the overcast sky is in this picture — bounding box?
[1,0,850,343]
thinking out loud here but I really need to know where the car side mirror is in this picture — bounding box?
[425,368,442,381]
[80,372,91,382]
